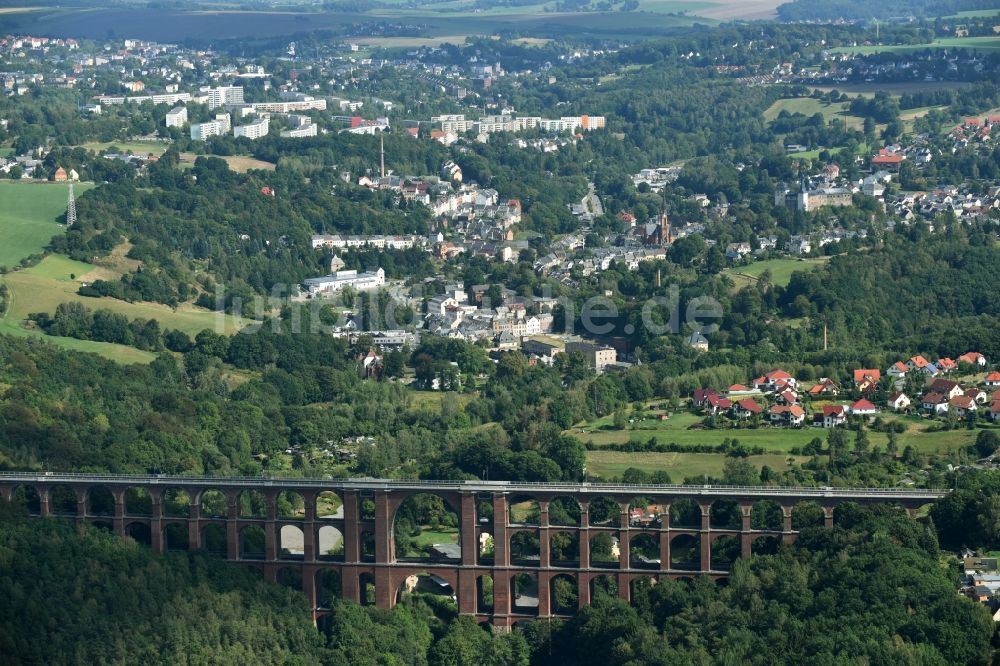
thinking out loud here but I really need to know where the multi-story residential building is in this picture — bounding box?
[165,106,187,128]
[566,341,617,374]
[234,116,269,140]
[203,85,244,110]
[190,120,223,141]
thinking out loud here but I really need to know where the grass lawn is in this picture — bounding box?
[763,97,866,131]
[80,141,170,156]
[0,181,95,268]
[830,37,1000,56]
[586,451,810,481]
[3,254,241,337]
[412,527,460,548]
[724,257,828,290]
[571,409,977,456]
[0,318,157,363]
[178,153,275,173]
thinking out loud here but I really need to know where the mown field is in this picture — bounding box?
[178,153,275,173]
[724,257,828,291]
[574,409,978,455]
[4,254,240,337]
[0,181,94,268]
[763,97,868,131]
[586,450,810,481]
[831,37,1000,56]
[80,141,170,156]
[0,182,241,362]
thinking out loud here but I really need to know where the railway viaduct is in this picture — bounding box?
[0,473,947,629]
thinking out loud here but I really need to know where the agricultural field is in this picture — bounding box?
[0,181,94,269]
[3,254,241,337]
[724,257,829,291]
[763,97,867,131]
[585,450,809,481]
[178,153,275,173]
[830,37,1000,56]
[79,141,170,156]
[570,407,979,459]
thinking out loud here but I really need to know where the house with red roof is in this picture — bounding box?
[705,394,732,415]
[770,404,805,426]
[907,355,930,370]
[809,377,841,396]
[958,352,988,367]
[871,150,905,171]
[950,395,977,417]
[692,388,718,407]
[985,372,1000,388]
[936,358,957,373]
[850,399,878,415]
[887,361,909,380]
[775,389,800,406]
[989,400,1000,423]
[751,370,797,392]
[853,369,881,384]
[921,392,949,414]
[731,398,763,419]
[966,387,988,405]
[727,384,755,395]
[927,378,963,400]
[816,405,848,428]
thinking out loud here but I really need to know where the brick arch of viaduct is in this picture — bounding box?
[0,476,945,629]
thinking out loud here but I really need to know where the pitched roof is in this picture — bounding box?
[922,392,947,404]
[854,369,881,383]
[822,405,846,417]
[851,399,877,411]
[950,395,975,410]
[735,398,763,414]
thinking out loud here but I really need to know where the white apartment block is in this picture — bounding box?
[215,112,232,134]
[280,123,318,138]
[190,121,223,141]
[234,116,269,140]
[434,113,605,135]
[311,234,418,250]
[250,99,326,113]
[302,268,385,296]
[204,85,244,110]
[165,106,187,128]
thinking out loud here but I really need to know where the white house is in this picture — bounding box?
[887,392,911,412]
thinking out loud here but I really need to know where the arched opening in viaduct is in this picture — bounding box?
[202,523,226,556]
[125,521,151,546]
[587,496,619,526]
[163,522,189,550]
[710,499,741,530]
[396,571,456,607]
[49,485,78,515]
[751,500,783,531]
[590,574,618,601]
[508,495,540,526]
[793,501,825,529]
[316,491,343,519]
[710,535,739,571]
[276,490,305,519]
[87,486,115,517]
[550,530,579,567]
[276,566,302,591]
[511,572,539,615]
[239,490,268,519]
[630,533,660,569]
[240,525,266,560]
[669,498,701,529]
[317,525,345,561]
[550,574,578,615]
[670,534,701,570]
[315,569,342,609]
[548,496,581,526]
[279,525,305,560]
[477,574,494,614]
[162,488,190,517]
[510,530,540,566]
[393,493,461,562]
[124,487,152,516]
[199,489,228,518]
[11,485,40,515]
[589,532,619,568]
[630,575,657,604]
